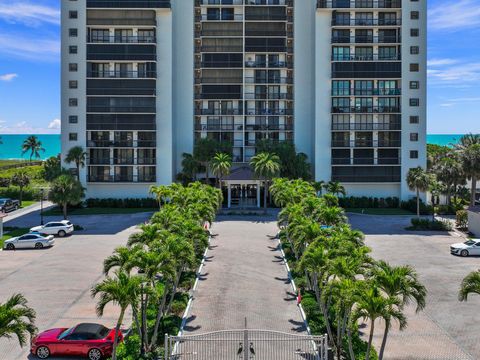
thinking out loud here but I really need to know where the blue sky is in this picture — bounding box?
[0,0,479,134]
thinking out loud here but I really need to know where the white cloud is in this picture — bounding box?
[0,120,61,134]
[48,118,61,129]
[0,33,59,62]
[427,59,458,67]
[0,2,60,27]
[428,58,480,85]
[0,73,18,81]
[429,0,480,31]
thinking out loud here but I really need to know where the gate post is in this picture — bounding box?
[244,318,249,360]
[164,334,169,360]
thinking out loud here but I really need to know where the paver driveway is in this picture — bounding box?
[0,211,152,360]
[349,214,480,360]
[183,215,307,333]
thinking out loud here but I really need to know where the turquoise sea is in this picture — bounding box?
[0,134,61,160]
[0,134,469,160]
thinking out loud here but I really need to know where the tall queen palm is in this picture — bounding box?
[406,166,430,218]
[210,152,232,188]
[250,152,281,212]
[460,144,480,206]
[21,135,45,162]
[65,146,87,180]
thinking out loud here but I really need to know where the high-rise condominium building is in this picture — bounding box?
[62,0,426,202]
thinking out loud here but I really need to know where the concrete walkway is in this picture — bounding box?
[183,215,306,333]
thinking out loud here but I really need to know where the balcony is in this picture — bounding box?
[332,35,401,44]
[87,35,156,44]
[317,0,401,8]
[195,77,243,84]
[195,93,242,100]
[332,157,401,165]
[87,174,157,183]
[87,105,156,113]
[195,108,243,115]
[245,60,293,68]
[331,122,401,131]
[245,108,293,115]
[332,18,401,26]
[195,45,244,53]
[332,88,401,96]
[87,70,157,79]
[245,124,293,130]
[331,140,401,147]
[195,124,238,131]
[87,0,171,8]
[195,14,244,21]
[244,92,293,100]
[331,106,400,114]
[196,0,244,5]
[245,76,293,84]
[245,139,293,146]
[87,140,156,147]
[332,53,401,61]
[196,29,243,37]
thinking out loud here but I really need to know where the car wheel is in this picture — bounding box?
[36,346,50,359]
[461,249,469,257]
[35,242,44,249]
[58,230,66,237]
[88,348,103,360]
[6,243,14,250]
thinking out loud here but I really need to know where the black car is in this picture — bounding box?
[0,198,19,213]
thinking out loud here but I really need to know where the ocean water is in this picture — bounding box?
[0,134,61,160]
[0,134,467,160]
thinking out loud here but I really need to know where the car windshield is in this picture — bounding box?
[58,327,74,340]
[464,240,476,246]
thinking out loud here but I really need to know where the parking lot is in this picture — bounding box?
[349,214,480,360]
[0,207,152,360]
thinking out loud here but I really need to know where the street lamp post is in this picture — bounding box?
[40,189,44,225]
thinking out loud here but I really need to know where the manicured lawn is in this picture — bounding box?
[346,208,414,215]
[0,227,30,249]
[43,207,157,216]
[21,200,37,208]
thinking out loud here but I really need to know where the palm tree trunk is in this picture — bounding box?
[365,319,375,360]
[76,163,80,180]
[19,187,23,207]
[416,188,420,218]
[378,319,390,360]
[63,203,68,220]
[165,269,183,315]
[112,308,125,360]
[150,287,169,350]
[470,176,477,207]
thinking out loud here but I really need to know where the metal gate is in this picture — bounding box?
[164,329,328,360]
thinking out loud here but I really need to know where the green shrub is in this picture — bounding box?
[86,198,158,208]
[338,196,400,209]
[407,218,453,231]
[400,198,432,215]
[456,210,468,229]
[0,186,42,201]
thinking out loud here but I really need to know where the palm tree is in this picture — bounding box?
[370,261,426,360]
[11,170,30,206]
[150,185,172,208]
[181,153,200,182]
[0,293,37,348]
[21,135,44,162]
[250,152,281,212]
[48,174,84,219]
[460,144,480,206]
[210,152,232,188]
[91,271,141,360]
[406,167,430,218]
[312,180,325,197]
[353,286,406,360]
[65,146,87,180]
[459,270,480,301]
[325,181,346,197]
[455,133,480,151]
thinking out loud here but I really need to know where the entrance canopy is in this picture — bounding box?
[223,166,261,208]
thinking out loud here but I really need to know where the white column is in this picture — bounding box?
[256,182,260,208]
[228,184,231,208]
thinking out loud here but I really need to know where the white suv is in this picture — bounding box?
[30,220,74,237]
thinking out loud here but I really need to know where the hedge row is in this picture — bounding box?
[85,198,158,209]
[0,186,42,201]
[338,196,400,209]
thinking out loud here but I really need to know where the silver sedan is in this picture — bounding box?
[3,233,55,250]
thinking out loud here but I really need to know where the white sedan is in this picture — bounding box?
[450,239,480,257]
[3,233,54,250]
[30,220,74,237]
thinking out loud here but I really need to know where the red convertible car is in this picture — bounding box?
[31,323,124,360]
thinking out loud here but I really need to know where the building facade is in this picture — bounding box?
[61,0,426,201]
